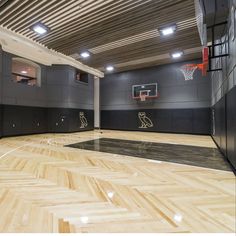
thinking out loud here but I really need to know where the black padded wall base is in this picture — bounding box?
[101,108,211,135]
[0,105,3,138]
[212,86,236,171]
[1,105,94,137]
[226,87,236,170]
[212,97,227,156]
[47,108,94,133]
[3,105,47,136]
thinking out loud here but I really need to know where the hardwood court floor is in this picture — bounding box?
[0,130,235,233]
[67,138,231,171]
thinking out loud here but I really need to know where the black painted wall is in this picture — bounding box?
[102,108,210,134]
[226,87,236,169]
[212,86,236,171]
[47,107,94,133]
[210,0,236,171]
[0,48,94,137]
[101,59,211,134]
[1,105,93,137]
[0,105,2,138]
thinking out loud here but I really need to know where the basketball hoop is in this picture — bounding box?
[139,90,150,102]
[180,64,198,81]
[140,94,147,101]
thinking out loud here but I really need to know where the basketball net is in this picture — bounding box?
[180,64,198,81]
[140,94,146,101]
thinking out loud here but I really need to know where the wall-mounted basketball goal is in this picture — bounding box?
[179,47,209,81]
[132,83,158,102]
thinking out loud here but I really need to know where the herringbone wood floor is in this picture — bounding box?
[0,130,235,233]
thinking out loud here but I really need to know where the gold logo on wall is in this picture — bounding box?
[138,112,153,128]
[80,112,88,128]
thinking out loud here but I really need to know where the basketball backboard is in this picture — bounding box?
[132,83,158,101]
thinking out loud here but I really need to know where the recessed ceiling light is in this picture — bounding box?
[32,23,49,35]
[159,24,177,36]
[106,65,114,72]
[80,51,90,58]
[171,51,183,59]
[21,70,27,74]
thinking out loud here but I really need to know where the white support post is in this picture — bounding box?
[94,76,100,129]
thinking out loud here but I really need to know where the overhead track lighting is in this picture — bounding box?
[32,23,49,35]
[80,51,90,58]
[159,24,177,36]
[171,51,183,59]
[106,65,114,72]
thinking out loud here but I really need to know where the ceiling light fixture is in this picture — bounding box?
[21,70,27,74]
[80,51,90,58]
[159,24,177,36]
[32,23,49,35]
[106,65,114,72]
[171,51,183,59]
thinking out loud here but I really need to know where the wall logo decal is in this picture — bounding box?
[138,112,153,128]
[212,109,215,136]
[80,112,88,128]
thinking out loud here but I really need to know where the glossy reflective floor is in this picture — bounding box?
[67,138,231,171]
[0,130,235,233]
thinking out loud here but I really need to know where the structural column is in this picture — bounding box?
[94,76,100,128]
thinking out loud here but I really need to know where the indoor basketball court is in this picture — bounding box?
[0,0,235,234]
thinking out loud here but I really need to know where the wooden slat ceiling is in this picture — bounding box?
[0,0,202,73]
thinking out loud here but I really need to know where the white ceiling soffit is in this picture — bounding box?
[0,26,104,78]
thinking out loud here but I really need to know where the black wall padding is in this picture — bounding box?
[0,105,2,138]
[226,86,236,170]
[47,108,94,133]
[1,105,94,137]
[2,105,48,136]
[101,108,211,135]
[213,96,227,156]
[212,86,236,171]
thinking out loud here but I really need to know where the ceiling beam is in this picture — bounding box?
[0,25,104,78]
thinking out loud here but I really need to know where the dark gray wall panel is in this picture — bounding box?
[154,110,172,132]
[226,86,236,170]
[2,105,47,136]
[68,109,94,132]
[0,52,94,110]
[101,59,211,110]
[220,97,227,156]
[193,108,211,134]
[0,105,2,138]
[212,97,227,156]
[2,105,93,137]
[171,109,193,133]
[47,108,94,133]
[47,65,94,110]
[209,0,236,172]
[47,108,70,133]
[100,59,211,135]
[1,52,47,107]
[101,108,211,134]
[0,50,94,137]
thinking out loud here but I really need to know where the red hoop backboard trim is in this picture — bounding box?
[180,63,207,78]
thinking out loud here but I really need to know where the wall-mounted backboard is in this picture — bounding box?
[132,83,158,101]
